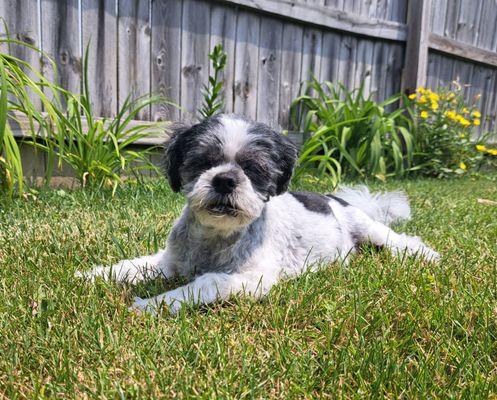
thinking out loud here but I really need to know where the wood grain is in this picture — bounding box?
[81,0,118,117]
[118,0,151,120]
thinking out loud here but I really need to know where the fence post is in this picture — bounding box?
[401,0,432,93]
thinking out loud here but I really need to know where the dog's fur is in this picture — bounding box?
[79,114,439,314]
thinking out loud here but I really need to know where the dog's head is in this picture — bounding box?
[163,114,298,232]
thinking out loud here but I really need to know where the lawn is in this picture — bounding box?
[1,175,496,398]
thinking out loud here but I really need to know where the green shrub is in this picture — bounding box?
[199,44,227,120]
[406,84,489,177]
[0,37,63,198]
[290,78,413,187]
[32,46,174,193]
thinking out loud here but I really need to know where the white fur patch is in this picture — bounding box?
[218,116,251,160]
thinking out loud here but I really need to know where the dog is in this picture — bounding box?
[78,114,440,314]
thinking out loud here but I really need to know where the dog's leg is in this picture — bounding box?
[351,210,440,262]
[131,268,278,314]
[77,249,175,284]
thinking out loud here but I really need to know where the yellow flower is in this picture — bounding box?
[445,111,457,120]
[408,93,417,100]
[472,111,481,118]
[431,102,439,111]
[462,108,469,114]
[474,119,481,126]
[488,149,497,156]
[420,111,429,119]
[416,87,426,93]
[459,162,467,170]
[418,96,427,104]
[476,145,487,152]
[429,92,440,102]
[447,93,455,100]
[460,118,471,127]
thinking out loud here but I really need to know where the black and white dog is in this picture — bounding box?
[79,114,439,314]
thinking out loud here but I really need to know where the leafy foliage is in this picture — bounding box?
[291,78,413,187]
[0,37,62,198]
[31,45,173,193]
[406,84,489,177]
[199,44,227,119]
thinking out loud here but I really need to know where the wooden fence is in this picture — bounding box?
[2,0,497,138]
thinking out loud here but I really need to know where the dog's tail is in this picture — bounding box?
[333,186,411,226]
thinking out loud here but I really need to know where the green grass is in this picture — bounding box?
[1,175,496,398]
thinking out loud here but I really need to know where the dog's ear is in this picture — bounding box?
[273,132,298,194]
[163,124,190,192]
[276,133,298,194]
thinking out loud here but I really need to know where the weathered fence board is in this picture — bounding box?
[40,0,80,106]
[0,0,41,108]
[256,16,283,128]
[81,0,118,117]
[279,23,303,128]
[150,0,182,122]
[180,0,211,124]
[233,10,260,118]
[301,27,323,86]
[209,4,237,114]
[118,0,151,120]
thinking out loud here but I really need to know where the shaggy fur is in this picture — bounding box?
[78,114,439,314]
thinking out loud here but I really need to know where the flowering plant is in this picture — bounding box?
[406,84,487,177]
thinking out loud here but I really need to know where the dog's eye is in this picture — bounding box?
[239,160,266,178]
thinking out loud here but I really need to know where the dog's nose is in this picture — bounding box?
[212,172,237,194]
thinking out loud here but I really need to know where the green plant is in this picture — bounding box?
[0,36,63,198]
[33,45,172,193]
[0,56,22,196]
[199,43,227,119]
[290,78,413,187]
[406,84,488,177]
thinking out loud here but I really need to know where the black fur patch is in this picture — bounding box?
[290,191,332,215]
[326,194,350,207]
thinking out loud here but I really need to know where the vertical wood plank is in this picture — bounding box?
[443,0,460,39]
[401,0,432,93]
[278,23,303,128]
[81,0,118,117]
[336,35,356,91]
[486,70,497,135]
[369,40,382,100]
[40,0,80,104]
[454,0,481,46]
[118,0,151,120]
[319,31,339,85]
[180,0,211,124]
[481,70,496,134]
[233,10,260,119]
[374,0,388,21]
[209,4,237,113]
[429,0,447,35]
[151,0,182,122]
[0,0,41,108]
[300,28,323,84]
[476,0,497,51]
[354,38,374,97]
[256,16,283,128]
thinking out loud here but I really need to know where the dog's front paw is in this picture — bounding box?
[74,265,104,282]
[75,265,110,282]
[420,247,441,263]
[129,297,158,316]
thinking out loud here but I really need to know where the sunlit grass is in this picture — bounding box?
[1,175,496,398]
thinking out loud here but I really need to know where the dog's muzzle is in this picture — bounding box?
[206,202,239,216]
